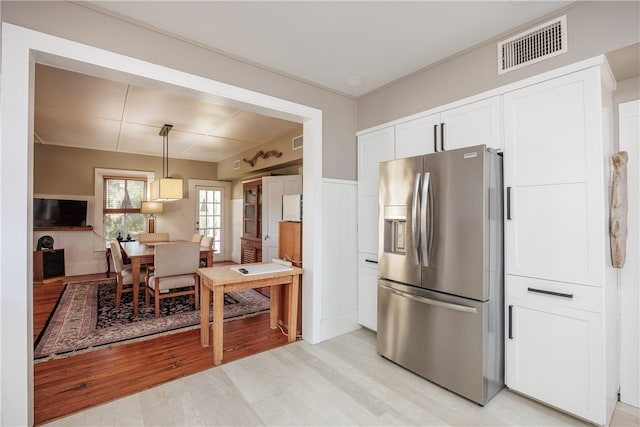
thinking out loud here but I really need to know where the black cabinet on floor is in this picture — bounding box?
[33,249,65,281]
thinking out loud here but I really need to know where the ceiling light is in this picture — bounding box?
[345,75,365,87]
[150,124,183,202]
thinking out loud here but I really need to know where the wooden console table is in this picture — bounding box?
[197,264,303,366]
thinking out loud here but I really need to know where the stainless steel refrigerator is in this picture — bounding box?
[377,144,504,405]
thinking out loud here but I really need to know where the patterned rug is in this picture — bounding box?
[34,278,270,361]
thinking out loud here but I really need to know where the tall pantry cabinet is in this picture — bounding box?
[356,127,395,331]
[503,61,618,425]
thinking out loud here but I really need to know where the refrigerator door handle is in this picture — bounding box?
[420,172,432,266]
[433,125,438,152]
[380,285,478,314]
[412,173,422,265]
[440,122,445,151]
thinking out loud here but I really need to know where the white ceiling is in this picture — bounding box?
[85,0,575,97]
[36,1,579,163]
[34,64,302,163]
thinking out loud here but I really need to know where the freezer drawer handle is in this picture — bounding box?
[380,285,477,314]
[364,259,378,264]
[527,287,574,299]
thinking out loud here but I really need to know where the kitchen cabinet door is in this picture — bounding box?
[505,183,602,286]
[503,71,599,187]
[357,127,395,254]
[395,113,439,159]
[358,252,379,331]
[506,292,603,424]
[441,96,502,152]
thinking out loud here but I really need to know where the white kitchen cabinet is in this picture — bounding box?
[358,252,379,331]
[503,61,617,425]
[357,126,395,255]
[506,284,603,422]
[395,113,439,158]
[440,95,502,152]
[394,96,501,159]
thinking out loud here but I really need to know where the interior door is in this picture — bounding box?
[261,175,302,262]
[195,185,224,257]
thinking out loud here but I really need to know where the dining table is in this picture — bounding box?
[121,240,214,316]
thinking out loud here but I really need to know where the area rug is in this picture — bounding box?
[34,278,270,361]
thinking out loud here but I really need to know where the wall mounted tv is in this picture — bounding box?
[34,198,87,228]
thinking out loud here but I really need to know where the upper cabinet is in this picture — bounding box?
[395,113,440,158]
[440,96,502,152]
[395,96,502,159]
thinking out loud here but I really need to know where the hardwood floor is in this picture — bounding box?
[33,273,290,426]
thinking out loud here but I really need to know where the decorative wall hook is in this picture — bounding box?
[243,150,282,167]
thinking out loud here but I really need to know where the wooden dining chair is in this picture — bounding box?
[199,236,214,267]
[145,242,200,318]
[191,233,203,243]
[109,239,146,311]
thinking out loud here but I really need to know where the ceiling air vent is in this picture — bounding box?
[233,160,240,170]
[292,135,303,150]
[498,15,567,75]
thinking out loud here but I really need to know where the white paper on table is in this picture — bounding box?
[230,263,293,276]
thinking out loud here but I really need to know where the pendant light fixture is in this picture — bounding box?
[150,124,183,201]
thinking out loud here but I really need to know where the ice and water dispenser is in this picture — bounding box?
[383,205,407,255]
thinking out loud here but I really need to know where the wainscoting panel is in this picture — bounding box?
[33,229,106,277]
[320,179,359,340]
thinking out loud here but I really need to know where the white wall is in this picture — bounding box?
[619,99,640,408]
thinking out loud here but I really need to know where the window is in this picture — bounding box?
[103,176,146,240]
[197,187,222,254]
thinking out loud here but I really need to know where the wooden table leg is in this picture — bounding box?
[212,287,225,365]
[287,274,300,343]
[269,283,280,329]
[132,258,141,316]
[200,278,211,347]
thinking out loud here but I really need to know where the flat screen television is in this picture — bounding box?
[34,198,87,228]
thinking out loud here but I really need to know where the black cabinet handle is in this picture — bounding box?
[364,259,378,264]
[433,125,438,153]
[527,287,574,299]
[506,187,512,220]
[508,305,513,339]
[440,122,445,152]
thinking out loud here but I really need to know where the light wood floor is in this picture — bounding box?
[41,327,639,427]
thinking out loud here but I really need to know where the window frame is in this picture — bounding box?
[94,168,154,251]
[103,175,147,240]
